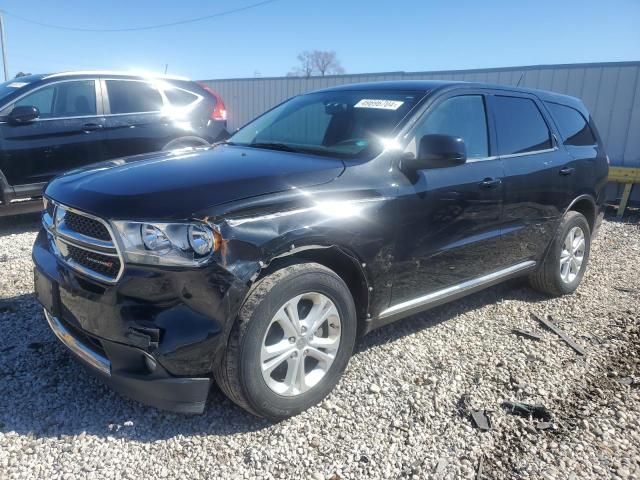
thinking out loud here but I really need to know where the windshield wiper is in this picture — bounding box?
[246,142,301,153]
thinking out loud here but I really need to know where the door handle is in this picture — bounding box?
[479,177,502,189]
[82,123,103,132]
[559,166,575,176]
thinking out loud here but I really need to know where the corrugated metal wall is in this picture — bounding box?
[203,61,640,199]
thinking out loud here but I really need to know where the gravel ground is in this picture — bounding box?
[0,212,639,480]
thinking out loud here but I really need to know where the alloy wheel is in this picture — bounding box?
[260,292,341,396]
[559,226,586,283]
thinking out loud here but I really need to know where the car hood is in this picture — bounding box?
[45,146,345,220]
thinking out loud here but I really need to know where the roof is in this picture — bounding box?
[312,80,584,109]
[314,80,459,93]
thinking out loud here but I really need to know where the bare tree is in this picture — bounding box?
[288,50,345,77]
[310,50,345,76]
[288,51,316,78]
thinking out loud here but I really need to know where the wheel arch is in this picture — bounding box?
[565,194,597,233]
[535,194,597,273]
[257,245,371,336]
[211,243,372,372]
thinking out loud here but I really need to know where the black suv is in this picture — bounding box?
[0,71,228,215]
[33,81,608,419]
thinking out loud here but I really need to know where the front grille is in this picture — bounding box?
[64,210,111,241]
[43,201,124,283]
[67,244,122,279]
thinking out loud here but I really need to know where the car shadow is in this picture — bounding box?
[603,205,639,224]
[0,212,41,237]
[0,277,550,441]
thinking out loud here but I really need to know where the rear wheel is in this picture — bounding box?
[214,263,357,420]
[529,211,591,296]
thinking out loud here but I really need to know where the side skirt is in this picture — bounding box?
[367,260,536,331]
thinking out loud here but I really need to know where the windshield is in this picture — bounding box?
[229,90,425,158]
[0,76,40,104]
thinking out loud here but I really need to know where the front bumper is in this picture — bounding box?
[32,228,246,413]
[43,309,211,413]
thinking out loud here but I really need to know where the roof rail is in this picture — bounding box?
[43,70,190,81]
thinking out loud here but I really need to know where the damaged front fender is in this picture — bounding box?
[195,186,399,339]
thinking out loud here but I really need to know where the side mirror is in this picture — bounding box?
[414,134,467,169]
[8,105,40,124]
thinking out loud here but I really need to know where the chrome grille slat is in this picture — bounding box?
[42,198,124,283]
[44,198,55,218]
[55,227,116,253]
[56,236,119,257]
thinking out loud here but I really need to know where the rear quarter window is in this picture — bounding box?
[164,87,199,107]
[545,102,596,146]
[493,96,552,155]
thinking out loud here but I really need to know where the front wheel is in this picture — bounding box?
[214,263,357,420]
[529,211,591,296]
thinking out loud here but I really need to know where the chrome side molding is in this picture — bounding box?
[377,260,536,321]
[44,310,111,377]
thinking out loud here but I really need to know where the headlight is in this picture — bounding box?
[111,220,220,266]
[188,224,215,256]
[141,224,172,254]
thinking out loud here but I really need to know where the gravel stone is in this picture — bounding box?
[0,213,639,479]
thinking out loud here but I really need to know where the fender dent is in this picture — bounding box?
[203,199,378,294]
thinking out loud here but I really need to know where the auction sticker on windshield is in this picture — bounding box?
[354,99,404,110]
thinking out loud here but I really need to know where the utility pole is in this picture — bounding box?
[0,12,8,81]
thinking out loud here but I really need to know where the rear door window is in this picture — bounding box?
[105,80,163,114]
[493,96,552,155]
[413,95,489,159]
[545,102,596,146]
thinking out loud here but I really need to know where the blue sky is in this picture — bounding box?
[1,0,638,80]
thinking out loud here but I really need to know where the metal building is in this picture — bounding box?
[203,61,640,200]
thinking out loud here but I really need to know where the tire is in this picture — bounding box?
[0,169,10,205]
[162,136,210,151]
[214,262,357,420]
[529,211,591,296]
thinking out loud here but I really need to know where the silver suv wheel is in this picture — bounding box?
[260,292,341,396]
[559,226,585,283]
